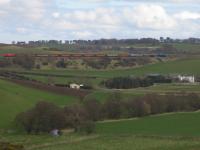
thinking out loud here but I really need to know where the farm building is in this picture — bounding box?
[70,83,83,89]
[178,75,195,83]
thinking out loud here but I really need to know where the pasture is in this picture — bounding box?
[0,45,61,54]
[1,52,200,150]
[96,111,200,136]
[2,134,199,150]
[173,43,200,53]
[1,112,200,150]
[0,79,78,129]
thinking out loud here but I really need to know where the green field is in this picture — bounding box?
[173,43,200,53]
[1,78,200,150]
[4,57,199,91]
[1,51,200,150]
[0,79,77,129]
[96,111,200,136]
[32,135,200,150]
[1,112,200,150]
[2,134,199,150]
[0,46,46,54]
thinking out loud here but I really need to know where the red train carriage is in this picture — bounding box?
[0,53,16,57]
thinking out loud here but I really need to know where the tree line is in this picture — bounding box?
[103,76,172,89]
[15,92,200,134]
[13,38,200,46]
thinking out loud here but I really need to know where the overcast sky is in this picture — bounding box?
[0,0,200,43]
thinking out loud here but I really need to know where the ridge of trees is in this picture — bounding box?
[13,37,200,46]
[103,76,172,89]
[15,92,200,134]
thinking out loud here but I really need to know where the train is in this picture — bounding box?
[0,53,168,58]
[0,53,17,57]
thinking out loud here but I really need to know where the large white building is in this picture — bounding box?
[178,75,195,83]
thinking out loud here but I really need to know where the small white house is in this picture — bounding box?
[178,75,195,83]
[70,83,84,89]
[50,129,59,136]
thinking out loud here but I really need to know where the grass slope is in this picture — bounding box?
[173,43,200,53]
[2,112,200,150]
[0,79,77,129]
[36,135,200,150]
[96,111,200,136]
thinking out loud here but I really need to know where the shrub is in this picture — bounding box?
[15,101,66,134]
[56,59,66,68]
[0,142,24,150]
[79,121,95,134]
[13,54,35,69]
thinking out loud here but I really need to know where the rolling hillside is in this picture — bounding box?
[0,79,77,129]
[96,111,200,136]
[2,112,200,150]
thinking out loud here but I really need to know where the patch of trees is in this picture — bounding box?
[15,93,200,135]
[103,77,153,89]
[14,38,200,47]
[83,58,111,69]
[147,75,172,84]
[103,76,172,89]
[13,54,35,69]
[94,92,200,119]
[114,58,151,67]
[15,38,160,46]
[15,102,95,134]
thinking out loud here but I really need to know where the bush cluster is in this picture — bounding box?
[83,58,111,69]
[15,102,95,134]
[103,77,153,89]
[0,142,24,150]
[13,54,35,69]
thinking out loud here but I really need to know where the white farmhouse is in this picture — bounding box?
[178,75,195,83]
[70,83,84,89]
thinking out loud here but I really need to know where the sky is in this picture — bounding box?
[0,0,199,43]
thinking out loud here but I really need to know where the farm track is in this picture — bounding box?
[26,135,99,150]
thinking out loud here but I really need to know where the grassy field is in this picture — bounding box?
[1,78,200,149]
[3,74,199,130]
[2,132,200,150]
[1,112,200,150]
[3,57,199,91]
[0,46,48,54]
[1,51,200,149]
[79,83,200,103]
[173,43,200,53]
[33,135,200,150]
[0,79,78,129]
[96,111,200,136]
